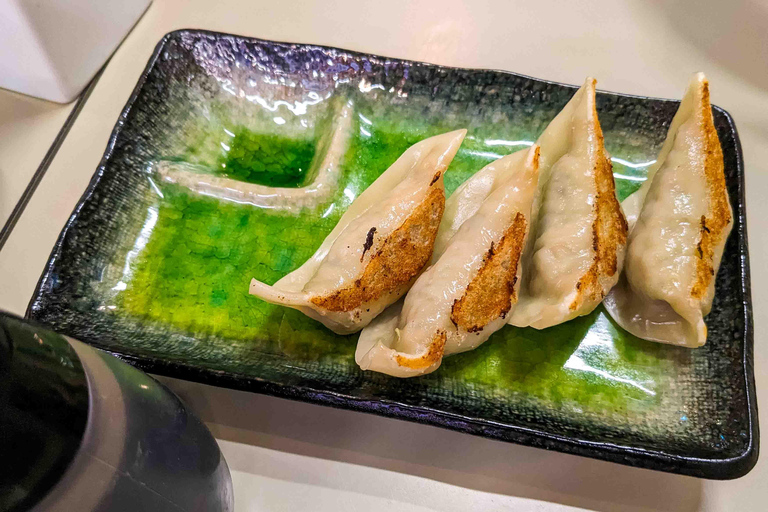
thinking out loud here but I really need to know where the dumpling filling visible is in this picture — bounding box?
[604,73,732,347]
[248,129,466,334]
[356,145,540,377]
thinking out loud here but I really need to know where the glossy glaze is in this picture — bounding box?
[156,99,354,212]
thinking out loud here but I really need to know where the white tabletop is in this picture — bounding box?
[0,92,74,229]
[1,0,766,510]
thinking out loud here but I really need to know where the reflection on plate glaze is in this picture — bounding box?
[435,305,682,415]
[564,311,656,396]
[155,100,353,213]
[113,205,159,293]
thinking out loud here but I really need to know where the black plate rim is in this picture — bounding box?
[26,28,759,480]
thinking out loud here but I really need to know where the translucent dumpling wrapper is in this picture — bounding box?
[431,144,521,262]
[508,78,628,329]
[356,145,540,377]
[248,129,467,334]
[604,73,732,347]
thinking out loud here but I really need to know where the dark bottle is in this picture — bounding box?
[0,311,233,512]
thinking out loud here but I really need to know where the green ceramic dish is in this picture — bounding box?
[28,30,757,478]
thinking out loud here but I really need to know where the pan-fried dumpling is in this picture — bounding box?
[248,130,466,334]
[509,78,628,329]
[431,147,519,262]
[604,73,732,347]
[356,145,540,377]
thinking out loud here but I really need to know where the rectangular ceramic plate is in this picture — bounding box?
[28,30,757,478]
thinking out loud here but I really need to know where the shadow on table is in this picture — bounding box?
[160,376,703,512]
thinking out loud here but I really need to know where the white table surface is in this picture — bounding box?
[0,91,74,228]
[1,0,766,510]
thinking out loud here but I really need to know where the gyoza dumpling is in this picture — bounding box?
[431,147,515,262]
[604,73,732,347]
[356,145,540,377]
[509,78,628,329]
[249,129,466,334]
